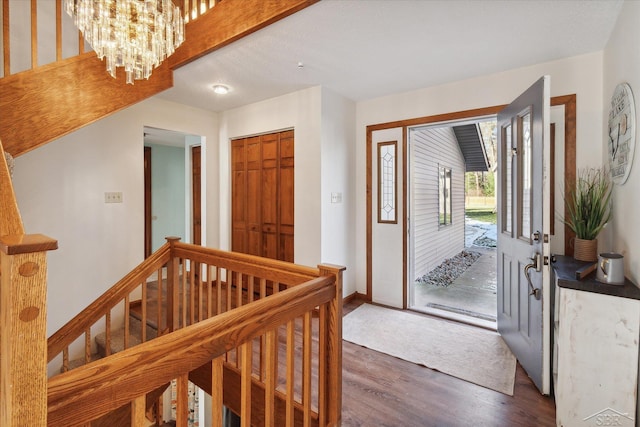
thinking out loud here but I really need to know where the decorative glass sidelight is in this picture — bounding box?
[378,141,397,223]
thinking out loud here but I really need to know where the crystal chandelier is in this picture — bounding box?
[65,0,185,84]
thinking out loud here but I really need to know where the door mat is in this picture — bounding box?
[343,304,516,395]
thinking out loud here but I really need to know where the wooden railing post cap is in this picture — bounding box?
[318,263,346,273]
[165,236,181,243]
[0,233,58,255]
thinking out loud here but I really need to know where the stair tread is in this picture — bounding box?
[129,309,160,329]
[64,352,102,372]
[95,322,158,355]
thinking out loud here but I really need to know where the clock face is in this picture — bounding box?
[608,83,636,185]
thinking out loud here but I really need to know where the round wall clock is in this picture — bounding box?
[608,82,636,185]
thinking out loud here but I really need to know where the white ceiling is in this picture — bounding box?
[156,0,623,113]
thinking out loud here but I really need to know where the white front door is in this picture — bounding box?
[497,76,551,394]
[371,127,404,308]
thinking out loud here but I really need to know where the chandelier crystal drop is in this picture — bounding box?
[65,0,185,84]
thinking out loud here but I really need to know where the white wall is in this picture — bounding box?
[13,97,218,336]
[355,52,604,295]
[320,88,356,295]
[603,0,640,284]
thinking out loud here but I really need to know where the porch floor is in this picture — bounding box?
[413,246,497,323]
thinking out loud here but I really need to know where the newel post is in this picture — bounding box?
[0,233,57,426]
[166,237,181,332]
[318,263,345,427]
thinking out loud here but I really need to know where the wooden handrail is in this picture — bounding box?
[47,275,336,426]
[47,242,171,362]
[171,240,319,284]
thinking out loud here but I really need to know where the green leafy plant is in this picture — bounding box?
[563,167,612,240]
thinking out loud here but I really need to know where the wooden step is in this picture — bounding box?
[65,313,160,372]
[95,314,159,358]
[64,352,102,372]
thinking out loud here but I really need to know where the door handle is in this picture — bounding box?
[524,253,541,300]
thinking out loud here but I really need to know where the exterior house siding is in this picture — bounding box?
[411,126,465,280]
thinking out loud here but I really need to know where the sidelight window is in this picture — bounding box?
[378,141,397,223]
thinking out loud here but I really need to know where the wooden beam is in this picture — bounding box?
[169,0,320,69]
[0,53,173,157]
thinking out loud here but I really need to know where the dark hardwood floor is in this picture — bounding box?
[341,299,556,427]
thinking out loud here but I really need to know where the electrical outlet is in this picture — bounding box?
[104,192,123,203]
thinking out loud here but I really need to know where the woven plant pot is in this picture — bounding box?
[574,238,598,262]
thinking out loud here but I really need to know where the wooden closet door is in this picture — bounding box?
[231,130,294,262]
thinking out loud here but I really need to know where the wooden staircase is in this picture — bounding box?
[0,0,319,157]
[43,238,344,426]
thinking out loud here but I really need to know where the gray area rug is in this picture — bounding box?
[343,304,516,395]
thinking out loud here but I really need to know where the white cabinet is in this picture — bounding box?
[553,256,640,427]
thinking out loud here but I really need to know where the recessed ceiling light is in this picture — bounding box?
[212,84,230,95]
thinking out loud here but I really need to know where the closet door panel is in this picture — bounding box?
[279,131,295,262]
[231,139,247,253]
[246,136,262,256]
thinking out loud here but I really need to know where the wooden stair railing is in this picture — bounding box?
[0,0,320,157]
[48,269,343,427]
[47,241,174,374]
[46,235,344,426]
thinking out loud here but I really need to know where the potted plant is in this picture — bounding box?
[563,167,612,262]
